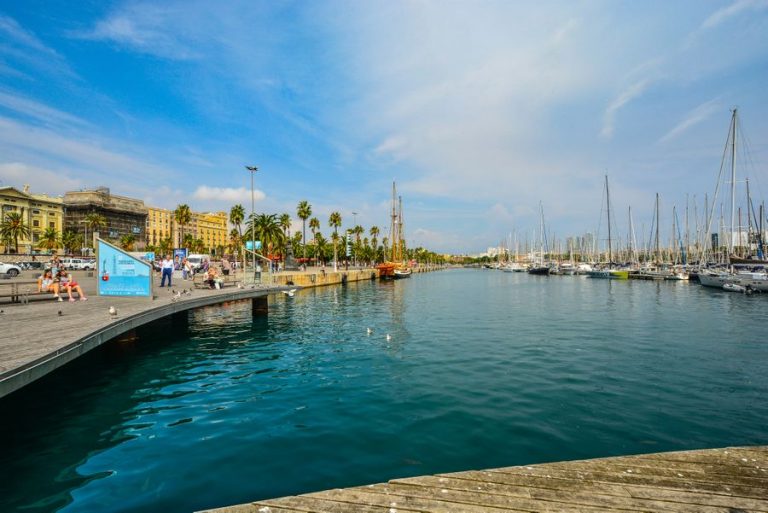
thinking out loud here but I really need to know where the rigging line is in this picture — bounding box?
[701,112,734,261]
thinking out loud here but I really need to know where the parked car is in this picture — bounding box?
[60,258,95,271]
[0,262,22,277]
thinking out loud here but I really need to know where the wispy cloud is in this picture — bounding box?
[658,99,721,143]
[600,79,651,139]
[701,0,768,30]
[74,4,202,60]
[0,15,76,78]
[0,90,90,128]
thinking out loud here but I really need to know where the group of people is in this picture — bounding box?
[36,265,88,302]
[158,255,230,289]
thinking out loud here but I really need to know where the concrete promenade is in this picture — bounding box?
[204,445,768,512]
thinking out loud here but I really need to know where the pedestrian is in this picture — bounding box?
[160,254,174,287]
[221,258,231,276]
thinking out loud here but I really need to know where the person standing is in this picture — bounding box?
[160,254,174,287]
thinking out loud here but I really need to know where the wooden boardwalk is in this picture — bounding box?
[0,279,286,398]
[204,446,768,513]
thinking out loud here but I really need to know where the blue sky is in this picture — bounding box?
[1,0,767,253]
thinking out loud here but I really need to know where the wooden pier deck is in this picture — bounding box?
[204,446,768,513]
[0,280,287,398]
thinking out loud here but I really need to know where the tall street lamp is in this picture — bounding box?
[245,165,258,281]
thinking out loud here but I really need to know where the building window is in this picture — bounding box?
[50,222,55,228]
[32,209,40,214]
[33,220,39,227]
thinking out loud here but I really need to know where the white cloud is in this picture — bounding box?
[600,79,651,139]
[658,99,721,143]
[0,162,80,194]
[76,5,201,60]
[0,15,76,78]
[0,90,90,128]
[192,186,265,204]
[701,0,768,29]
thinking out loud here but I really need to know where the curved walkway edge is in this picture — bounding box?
[201,445,768,512]
[0,284,289,398]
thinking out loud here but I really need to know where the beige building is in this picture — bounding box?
[146,206,175,247]
[193,211,228,254]
[0,185,64,254]
[146,207,228,255]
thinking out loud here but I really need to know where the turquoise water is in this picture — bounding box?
[1,269,767,512]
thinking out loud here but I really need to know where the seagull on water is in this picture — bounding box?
[386,334,392,341]
[366,328,372,335]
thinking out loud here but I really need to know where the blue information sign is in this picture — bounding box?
[97,239,152,297]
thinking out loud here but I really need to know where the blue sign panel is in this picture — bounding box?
[98,239,152,297]
[173,248,188,261]
[246,240,262,251]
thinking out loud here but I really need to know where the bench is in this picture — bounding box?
[192,272,239,290]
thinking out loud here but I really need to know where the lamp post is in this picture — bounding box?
[245,165,258,281]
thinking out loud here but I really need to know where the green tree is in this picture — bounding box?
[229,204,245,240]
[328,211,342,268]
[119,233,136,250]
[279,213,291,237]
[296,200,312,259]
[0,211,30,253]
[246,213,285,258]
[158,236,173,257]
[369,226,380,263]
[37,227,60,252]
[83,212,107,248]
[61,229,82,254]
[174,204,192,247]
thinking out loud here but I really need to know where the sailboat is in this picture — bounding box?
[377,181,412,279]
[528,202,551,275]
[588,176,629,279]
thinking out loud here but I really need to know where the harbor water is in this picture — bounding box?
[1,269,767,512]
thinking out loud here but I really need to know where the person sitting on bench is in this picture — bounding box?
[37,270,61,300]
[204,267,221,289]
[57,270,88,302]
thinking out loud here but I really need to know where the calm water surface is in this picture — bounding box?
[1,269,767,512]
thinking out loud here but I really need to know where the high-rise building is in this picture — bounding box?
[145,207,229,255]
[0,185,64,254]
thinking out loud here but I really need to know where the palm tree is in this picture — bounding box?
[230,204,245,240]
[83,212,107,248]
[314,233,329,266]
[61,229,82,254]
[182,233,195,250]
[369,226,380,263]
[279,213,291,237]
[246,213,285,258]
[37,227,60,252]
[296,200,312,259]
[0,212,30,253]
[119,233,136,250]
[328,212,342,269]
[174,204,192,247]
[228,228,241,254]
[158,236,173,257]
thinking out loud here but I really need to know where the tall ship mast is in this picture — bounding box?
[377,181,412,279]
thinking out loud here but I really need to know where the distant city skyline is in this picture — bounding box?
[1,1,767,252]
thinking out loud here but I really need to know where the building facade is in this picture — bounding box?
[193,211,228,254]
[146,206,175,247]
[64,188,148,249]
[0,185,64,253]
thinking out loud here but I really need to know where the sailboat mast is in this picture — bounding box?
[605,175,612,264]
[655,193,660,263]
[390,181,397,262]
[730,108,737,254]
[398,195,404,261]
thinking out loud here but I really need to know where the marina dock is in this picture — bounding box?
[203,446,768,512]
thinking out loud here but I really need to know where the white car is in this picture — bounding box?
[0,262,21,277]
[60,258,95,270]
